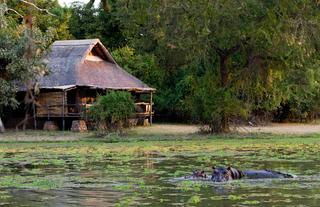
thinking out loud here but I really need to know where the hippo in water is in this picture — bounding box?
[184,169,208,180]
[187,166,295,182]
[211,166,295,182]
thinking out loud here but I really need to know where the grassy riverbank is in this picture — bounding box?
[1,126,320,157]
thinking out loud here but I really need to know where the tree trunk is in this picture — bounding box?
[219,55,230,133]
[220,115,230,133]
[0,117,5,133]
[220,55,228,88]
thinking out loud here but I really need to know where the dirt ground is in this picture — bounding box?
[131,124,199,135]
[0,130,89,141]
[133,123,320,135]
[1,123,320,141]
[238,123,320,135]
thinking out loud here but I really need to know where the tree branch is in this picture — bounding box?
[251,55,282,63]
[224,44,241,57]
[20,0,56,16]
[86,0,95,9]
[7,8,23,18]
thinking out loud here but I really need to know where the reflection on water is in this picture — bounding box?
[0,150,320,206]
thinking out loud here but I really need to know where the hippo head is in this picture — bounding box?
[192,169,207,178]
[211,166,234,182]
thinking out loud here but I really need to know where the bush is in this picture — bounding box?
[185,71,248,133]
[89,91,135,133]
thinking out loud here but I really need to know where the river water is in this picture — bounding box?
[0,146,320,206]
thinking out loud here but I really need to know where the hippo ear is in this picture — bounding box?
[227,166,235,179]
[212,166,216,170]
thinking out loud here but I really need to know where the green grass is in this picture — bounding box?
[0,132,320,156]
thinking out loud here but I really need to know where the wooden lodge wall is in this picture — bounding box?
[34,88,153,125]
[36,92,67,117]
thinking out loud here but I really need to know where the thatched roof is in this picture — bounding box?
[39,39,155,92]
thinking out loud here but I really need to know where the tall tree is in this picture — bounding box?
[0,1,53,131]
[116,0,320,132]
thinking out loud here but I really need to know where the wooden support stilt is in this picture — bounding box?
[47,104,50,120]
[149,92,153,125]
[33,102,37,129]
[62,90,65,131]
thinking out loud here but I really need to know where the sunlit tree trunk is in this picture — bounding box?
[219,54,230,133]
[87,0,110,11]
[0,117,5,133]
[217,44,242,133]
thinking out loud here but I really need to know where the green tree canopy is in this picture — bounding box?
[68,1,125,49]
[0,1,54,130]
[114,0,320,132]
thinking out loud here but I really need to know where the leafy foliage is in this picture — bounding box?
[68,2,125,49]
[0,2,52,111]
[6,0,72,40]
[113,0,320,132]
[111,46,164,88]
[89,91,135,133]
[186,71,248,133]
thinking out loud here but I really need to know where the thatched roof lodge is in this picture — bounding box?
[40,39,155,92]
[21,39,155,130]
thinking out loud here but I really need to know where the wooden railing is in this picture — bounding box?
[36,103,89,119]
[135,102,154,116]
[36,102,154,119]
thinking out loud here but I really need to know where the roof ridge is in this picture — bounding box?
[53,39,100,46]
